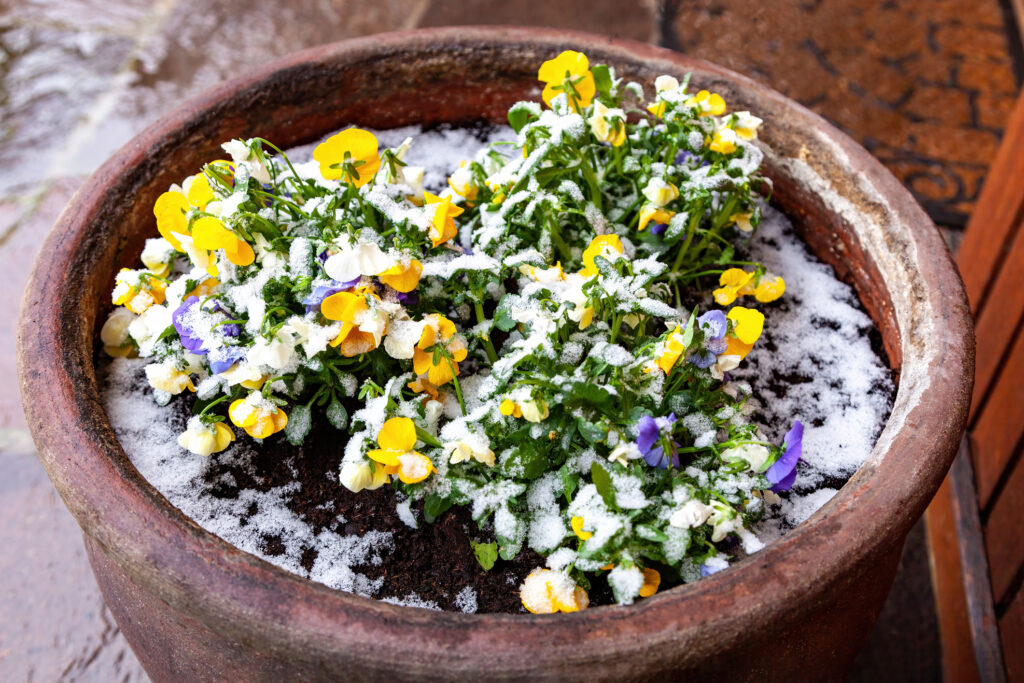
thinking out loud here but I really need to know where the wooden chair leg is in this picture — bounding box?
[926,438,1007,682]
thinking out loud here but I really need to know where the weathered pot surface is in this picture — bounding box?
[17,27,973,681]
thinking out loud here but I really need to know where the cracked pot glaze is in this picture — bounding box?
[17,27,973,681]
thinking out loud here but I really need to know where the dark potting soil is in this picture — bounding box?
[160,392,613,612]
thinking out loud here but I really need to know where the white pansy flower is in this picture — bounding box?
[127,304,172,357]
[710,354,741,380]
[101,308,136,356]
[669,499,713,529]
[446,433,496,466]
[720,443,771,472]
[324,242,393,282]
[654,75,680,93]
[707,500,742,542]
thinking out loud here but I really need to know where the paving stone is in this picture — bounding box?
[0,177,83,431]
[417,0,657,43]
[0,429,148,681]
[668,0,1020,226]
[0,24,137,195]
[69,0,427,174]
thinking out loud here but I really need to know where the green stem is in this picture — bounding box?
[546,215,573,263]
[446,356,467,416]
[578,150,603,211]
[474,301,499,363]
[414,425,442,448]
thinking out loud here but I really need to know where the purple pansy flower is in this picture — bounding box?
[767,420,803,492]
[395,289,419,306]
[650,223,668,236]
[700,562,726,578]
[172,296,207,353]
[208,346,246,374]
[302,278,359,313]
[688,310,728,369]
[637,413,679,469]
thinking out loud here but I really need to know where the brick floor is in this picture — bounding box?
[0,0,1018,678]
[667,0,1022,225]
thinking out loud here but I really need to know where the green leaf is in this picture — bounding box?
[592,64,613,96]
[716,245,735,265]
[577,418,606,444]
[636,524,669,542]
[680,308,698,348]
[284,403,312,446]
[508,102,539,133]
[471,541,498,571]
[155,324,178,343]
[326,399,348,430]
[591,461,617,509]
[493,298,518,332]
[503,443,548,480]
[423,494,453,524]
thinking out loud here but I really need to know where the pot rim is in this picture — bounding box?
[17,26,973,668]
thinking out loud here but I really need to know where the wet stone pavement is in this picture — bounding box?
[0,0,1019,679]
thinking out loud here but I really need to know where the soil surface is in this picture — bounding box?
[172,393,621,612]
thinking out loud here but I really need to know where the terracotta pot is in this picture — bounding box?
[17,27,973,681]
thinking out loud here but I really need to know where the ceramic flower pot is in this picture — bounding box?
[17,27,973,681]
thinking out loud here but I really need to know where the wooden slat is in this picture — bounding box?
[927,473,984,683]
[973,327,1024,508]
[1000,588,1024,682]
[950,447,1008,682]
[957,89,1024,314]
[985,443,1024,603]
[970,226,1024,422]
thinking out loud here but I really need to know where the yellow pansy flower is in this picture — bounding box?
[571,516,593,541]
[731,111,763,140]
[580,234,624,277]
[191,216,256,268]
[641,178,679,207]
[646,100,667,119]
[111,268,167,314]
[412,314,467,387]
[730,211,754,233]
[709,127,739,154]
[378,258,422,293]
[153,191,190,251]
[754,274,786,303]
[639,568,661,597]
[186,174,215,210]
[713,268,755,306]
[323,289,384,357]
[638,205,675,232]
[499,398,523,418]
[367,417,435,485]
[313,128,382,186]
[423,191,463,247]
[537,50,595,110]
[145,360,194,395]
[447,161,479,202]
[686,89,727,116]
[228,393,288,439]
[177,420,234,457]
[589,101,627,146]
[654,325,687,374]
[520,568,589,614]
[725,306,764,359]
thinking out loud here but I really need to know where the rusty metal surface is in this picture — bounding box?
[16,27,974,680]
